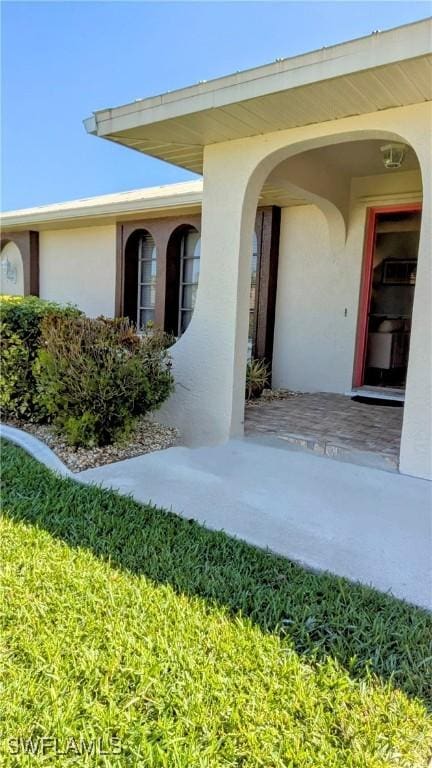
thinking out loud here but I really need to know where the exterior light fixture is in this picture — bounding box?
[380,143,407,169]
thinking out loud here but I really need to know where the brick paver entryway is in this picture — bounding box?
[245,393,403,471]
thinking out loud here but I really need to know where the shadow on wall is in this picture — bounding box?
[1,439,431,710]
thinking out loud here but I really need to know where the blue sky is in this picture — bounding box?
[1,1,429,211]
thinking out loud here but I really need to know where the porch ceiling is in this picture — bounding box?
[84,19,432,174]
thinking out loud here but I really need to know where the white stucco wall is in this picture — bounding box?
[156,102,430,478]
[272,169,422,395]
[272,205,353,393]
[0,241,24,296]
[39,225,116,316]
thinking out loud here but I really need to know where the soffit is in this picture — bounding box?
[85,20,432,174]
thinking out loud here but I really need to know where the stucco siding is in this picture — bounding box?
[272,205,357,393]
[39,225,116,316]
[272,168,422,396]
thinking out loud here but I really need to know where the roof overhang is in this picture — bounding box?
[84,18,432,174]
[0,181,204,231]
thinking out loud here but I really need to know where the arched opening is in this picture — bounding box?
[124,229,157,331]
[0,241,24,296]
[165,225,200,337]
[243,134,423,471]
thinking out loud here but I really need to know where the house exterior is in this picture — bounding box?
[1,19,431,480]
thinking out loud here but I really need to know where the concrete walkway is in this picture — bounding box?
[0,424,72,478]
[78,440,432,610]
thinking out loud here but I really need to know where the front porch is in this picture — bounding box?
[85,21,432,480]
[245,393,403,471]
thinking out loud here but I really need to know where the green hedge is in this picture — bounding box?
[0,295,81,419]
[34,315,174,447]
[1,297,174,446]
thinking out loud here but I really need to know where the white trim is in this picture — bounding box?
[0,181,203,230]
[359,191,422,203]
[87,19,432,136]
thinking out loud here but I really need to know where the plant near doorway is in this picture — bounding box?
[245,357,270,401]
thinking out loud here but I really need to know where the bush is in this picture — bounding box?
[0,295,81,419]
[34,315,174,447]
[245,358,270,401]
[0,322,30,417]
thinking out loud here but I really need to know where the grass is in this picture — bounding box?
[1,439,431,767]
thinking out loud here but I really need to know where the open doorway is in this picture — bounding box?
[354,204,421,396]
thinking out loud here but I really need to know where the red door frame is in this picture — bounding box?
[352,201,422,388]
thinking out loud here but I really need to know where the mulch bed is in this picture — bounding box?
[5,392,300,471]
[3,417,179,473]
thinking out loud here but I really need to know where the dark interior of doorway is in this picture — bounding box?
[363,209,420,390]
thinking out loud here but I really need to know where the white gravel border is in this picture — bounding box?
[1,424,72,478]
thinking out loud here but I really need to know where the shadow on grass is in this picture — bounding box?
[1,438,431,708]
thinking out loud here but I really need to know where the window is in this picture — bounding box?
[123,229,157,330]
[137,233,157,330]
[178,228,200,335]
[248,231,259,358]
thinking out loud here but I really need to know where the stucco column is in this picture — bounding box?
[399,153,431,480]
[158,143,259,445]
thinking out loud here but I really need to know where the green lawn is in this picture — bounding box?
[1,439,431,767]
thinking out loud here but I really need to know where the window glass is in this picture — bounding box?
[140,308,154,328]
[184,230,201,258]
[178,229,200,335]
[180,310,192,335]
[141,258,156,283]
[140,284,156,307]
[181,284,198,310]
[137,233,157,331]
[182,257,200,284]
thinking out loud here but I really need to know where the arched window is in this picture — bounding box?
[178,228,200,335]
[124,230,157,331]
[248,231,259,358]
[137,233,157,330]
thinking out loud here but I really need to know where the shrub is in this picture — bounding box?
[0,322,30,417]
[245,358,270,401]
[34,315,174,447]
[60,412,101,449]
[0,295,81,419]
